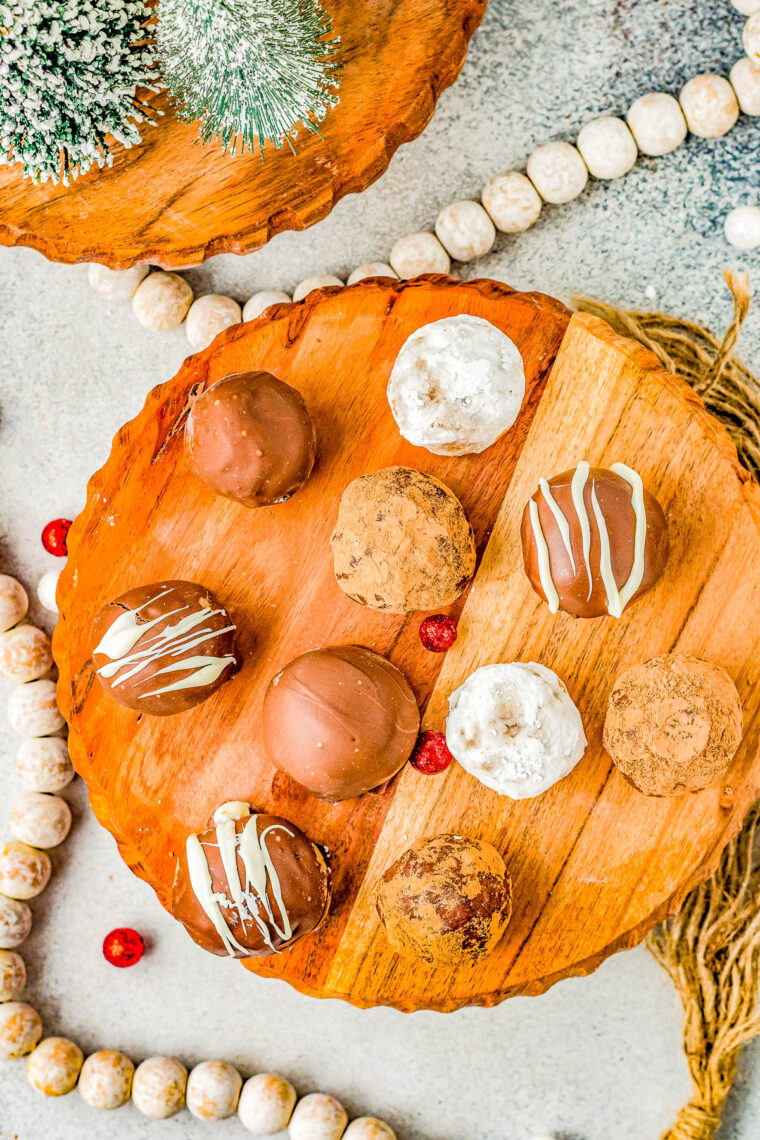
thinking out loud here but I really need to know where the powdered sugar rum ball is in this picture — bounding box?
[7,680,65,737]
[0,576,28,632]
[11,793,72,849]
[446,662,587,798]
[15,738,74,793]
[387,315,525,456]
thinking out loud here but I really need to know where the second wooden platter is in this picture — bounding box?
[55,277,760,1011]
[0,0,486,269]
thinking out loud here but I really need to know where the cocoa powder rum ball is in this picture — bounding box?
[263,646,420,801]
[185,371,316,508]
[331,467,476,613]
[172,805,330,958]
[92,580,237,716]
[521,461,669,618]
[376,835,512,967]
[604,654,743,796]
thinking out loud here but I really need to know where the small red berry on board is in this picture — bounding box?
[103,927,145,967]
[410,731,454,775]
[419,613,458,652]
[41,518,72,557]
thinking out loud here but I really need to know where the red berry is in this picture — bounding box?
[419,614,458,653]
[410,731,453,775]
[41,518,72,557]
[103,927,145,968]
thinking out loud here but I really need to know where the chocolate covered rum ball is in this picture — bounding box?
[521,461,669,618]
[186,371,317,508]
[376,835,513,967]
[262,646,420,801]
[331,467,476,613]
[172,805,330,958]
[92,580,237,716]
[604,654,743,796]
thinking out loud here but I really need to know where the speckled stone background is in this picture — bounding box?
[1,1,759,1137]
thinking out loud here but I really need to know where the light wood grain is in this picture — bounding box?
[0,0,486,269]
[54,279,760,1011]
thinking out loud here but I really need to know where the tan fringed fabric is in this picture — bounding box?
[574,274,760,1140]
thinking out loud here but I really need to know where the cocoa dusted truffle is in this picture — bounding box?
[262,645,420,801]
[331,467,476,613]
[376,835,513,967]
[185,371,317,508]
[603,653,743,796]
[92,580,237,716]
[520,461,669,619]
[172,804,330,958]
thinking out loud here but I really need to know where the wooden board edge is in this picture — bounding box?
[0,1,487,269]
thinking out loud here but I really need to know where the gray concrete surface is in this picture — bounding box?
[1,0,760,1137]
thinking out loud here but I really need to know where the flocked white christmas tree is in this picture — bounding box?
[157,0,341,156]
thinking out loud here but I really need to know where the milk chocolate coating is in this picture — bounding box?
[376,834,513,967]
[262,646,420,801]
[172,813,330,958]
[91,580,237,716]
[520,465,669,618]
[186,371,317,508]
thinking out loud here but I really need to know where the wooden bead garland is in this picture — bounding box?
[481,171,542,233]
[576,116,638,179]
[679,74,739,138]
[0,570,399,1137]
[292,275,345,303]
[744,12,760,63]
[626,93,688,156]
[132,272,193,331]
[7,679,65,737]
[730,57,760,115]
[346,263,397,285]
[243,290,292,321]
[185,294,242,351]
[526,140,588,204]
[0,625,53,684]
[88,263,148,301]
[434,199,496,261]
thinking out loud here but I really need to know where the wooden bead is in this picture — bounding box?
[239,1072,297,1133]
[132,1056,188,1119]
[88,264,149,301]
[79,1050,134,1109]
[27,1037,83,1096]
[0,576,28,633]
[11,793,71,849]
[0,625,52,683]
[36,570,60,614]
[132,272,193,331]
[434,200,496,261]
[0,895,32,948]
[0,950,26,1000]
[745,13,760,62]
[527,141,588,204]
[185,294,242,352]
[627,92,687,155]
[292,276,344,303]
[242,291,292,321]
[289,1093,348,1140]
[724,205,760,250]
[344,1119,396,1140]
[389,232,450,277]
[680,75,739,138]
[7,679,65,737]
[481,171,542,233]
[0,1002,41,1059]
[577,116,638,178]
[346,263,398,285]
[0,841,51,900]
[187,1060,242,1120]
[15,738,74,793]
[730,57,760,115]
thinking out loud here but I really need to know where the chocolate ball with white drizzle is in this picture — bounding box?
[520,463,669,619]
[91,580,238,716]
[172,803,330,958]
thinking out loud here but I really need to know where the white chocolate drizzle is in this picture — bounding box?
[185,813,295,956]
[528,461,649,618]
[93,587,236,699]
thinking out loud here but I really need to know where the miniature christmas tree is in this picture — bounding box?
[157,0,341,157]
[0,0,159,185]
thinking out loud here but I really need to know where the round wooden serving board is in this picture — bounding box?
[55,277,760,1012]
[0,0,486,270]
